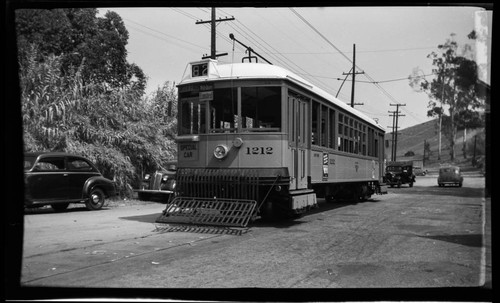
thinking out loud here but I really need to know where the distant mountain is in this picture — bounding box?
[384,118,486,169]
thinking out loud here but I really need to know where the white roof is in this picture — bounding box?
[179,59,384,131]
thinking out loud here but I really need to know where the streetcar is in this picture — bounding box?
[157,58,386,228]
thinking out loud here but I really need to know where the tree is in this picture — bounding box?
[409,32,485,161]
[19,47,177,196]
[16,8,146,94]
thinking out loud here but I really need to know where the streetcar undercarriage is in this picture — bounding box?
[156,168,384,227]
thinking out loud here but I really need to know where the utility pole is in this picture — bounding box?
[423,139,426,167]
[342,44,364,107]
[388,103,406,161]
[387,113,396,161]
[196,7,234,59]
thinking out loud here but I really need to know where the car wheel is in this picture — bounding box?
[86,187,105,210]
[409,182,413,188]
[51,203,69,212]
[458,182,463,187]
[397,181,402,188]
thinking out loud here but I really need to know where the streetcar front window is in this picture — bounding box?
[241,86,281,132]
[179,85,281,134]
[179,97,207,135]
[210,88,238,133]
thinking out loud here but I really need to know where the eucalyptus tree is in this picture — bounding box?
[410,32,485,161]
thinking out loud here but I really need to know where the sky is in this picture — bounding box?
[97,6,492,131]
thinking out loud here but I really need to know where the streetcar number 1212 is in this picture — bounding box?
[246,147,273,155]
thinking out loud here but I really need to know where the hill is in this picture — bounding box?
[384,118,486,171]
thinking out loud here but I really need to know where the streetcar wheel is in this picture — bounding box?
[260,201,275,222]
[325,195,335,203]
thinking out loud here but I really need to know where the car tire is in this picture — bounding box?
[85,187,105,210]
[51,203,69,212]
[409,182,413,188]
[458,182,463,187]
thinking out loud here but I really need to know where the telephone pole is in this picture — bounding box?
[388,103,406,161]
[342,44,364,107]
[196,7,234,59]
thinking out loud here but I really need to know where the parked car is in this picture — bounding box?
[24,152,117,211]
[135,162,177,202]
[414,166,427,176]
[384,161,416,188]
[438,166,463,187]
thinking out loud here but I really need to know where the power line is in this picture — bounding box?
[123,17,205,50]
[296,73,435,84]
[289,7,419,119]
[260,46,437,55]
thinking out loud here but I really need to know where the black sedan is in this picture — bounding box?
[24,152,117,211]
[135,162,176,203]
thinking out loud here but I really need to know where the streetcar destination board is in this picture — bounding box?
[191,63,208,77]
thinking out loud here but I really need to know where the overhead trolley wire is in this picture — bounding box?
[289,8,425,124]
[216,9,340,95]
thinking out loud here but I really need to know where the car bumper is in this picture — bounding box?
[438,180,462,184]
[134,189,173,194]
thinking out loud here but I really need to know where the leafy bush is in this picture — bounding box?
[20,45,177,197]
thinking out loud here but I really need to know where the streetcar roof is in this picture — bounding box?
[179,59,385,131]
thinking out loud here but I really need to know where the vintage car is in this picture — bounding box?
[384,161,416,188]
[135,162,177,202]
[438,166,464,187]
[414,166,428,176]
[24,152,116,211]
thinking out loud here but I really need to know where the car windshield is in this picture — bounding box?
[24,156,37,170]
[386,166,402,172]
[440,167,459,174]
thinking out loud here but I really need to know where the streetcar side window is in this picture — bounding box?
[328,109,335,149]
[338,113,344,150]
[241,86,281,132]
[311,101,319,145]
[320,105,328,147]
[362,125,367,155]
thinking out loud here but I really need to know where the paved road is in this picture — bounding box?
[21,175,489,293]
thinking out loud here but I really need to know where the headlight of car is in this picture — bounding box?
[162,175,169,182]
[166,179,176,191]
[144,174,150,181]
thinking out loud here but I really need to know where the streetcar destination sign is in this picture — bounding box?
[192,63,208,77]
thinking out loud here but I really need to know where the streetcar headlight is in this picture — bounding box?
[214,144,229,160]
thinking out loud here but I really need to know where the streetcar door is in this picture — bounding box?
[289,94,309,190]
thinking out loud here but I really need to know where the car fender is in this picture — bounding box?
[82,176,115,198]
